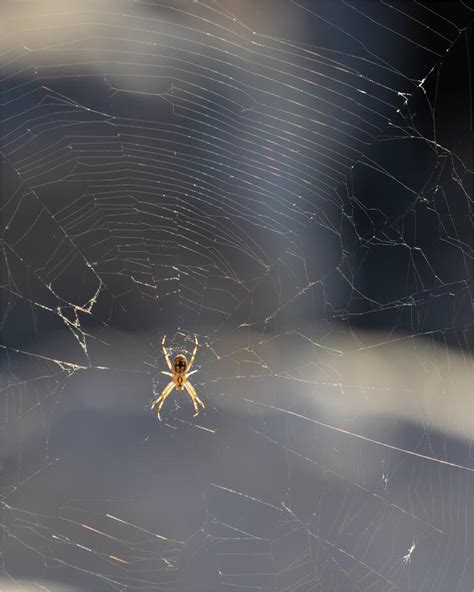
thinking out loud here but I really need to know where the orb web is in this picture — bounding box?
[0,1,473,591]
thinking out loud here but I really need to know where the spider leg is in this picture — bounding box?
[161,335,173,371]
[186,369,198,377]
[151,380,175,419]
[161,370,174,377]
[183,379,205,416]
[187,335,199,371]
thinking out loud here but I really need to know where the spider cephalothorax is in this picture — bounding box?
[151,336,204,419]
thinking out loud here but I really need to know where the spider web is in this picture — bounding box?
[0,1,473,590]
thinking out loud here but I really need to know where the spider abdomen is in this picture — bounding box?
[173,354,187,374]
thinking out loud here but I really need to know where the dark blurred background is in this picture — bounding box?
[0,1,473,591]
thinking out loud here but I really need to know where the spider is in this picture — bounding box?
[151,335,204,419]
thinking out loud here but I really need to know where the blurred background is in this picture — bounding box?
[0,1,473,590]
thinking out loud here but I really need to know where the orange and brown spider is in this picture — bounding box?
[151,335,204,419]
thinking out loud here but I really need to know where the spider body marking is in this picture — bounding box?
[151,335,204,419]
[172,354,187,389]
